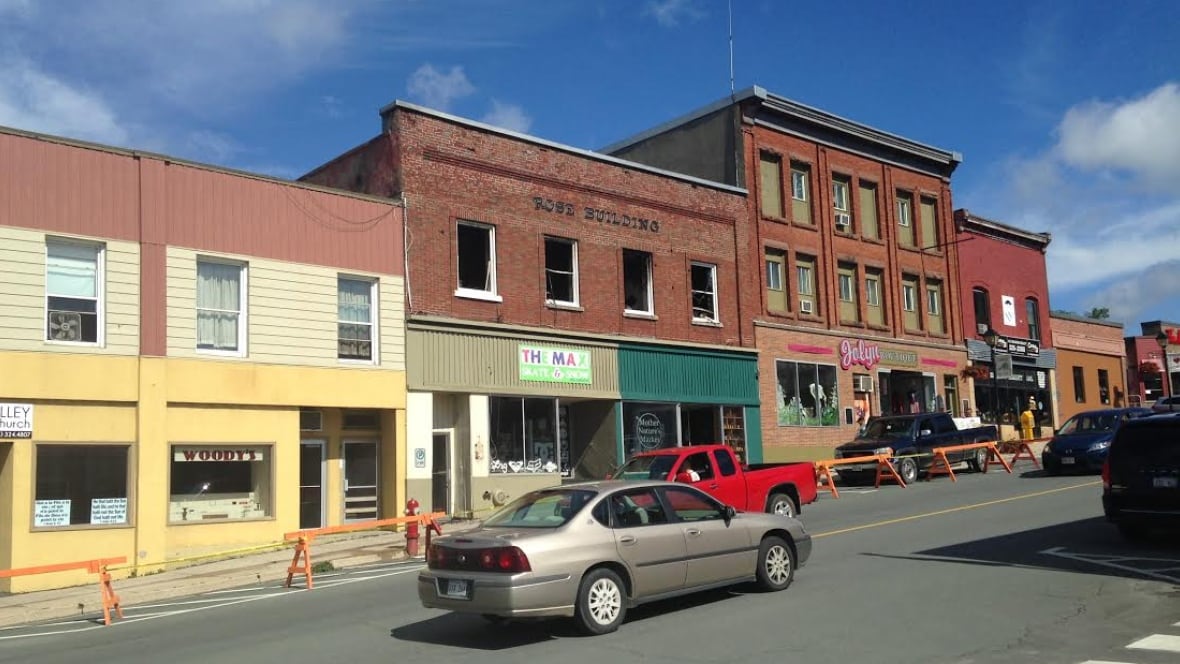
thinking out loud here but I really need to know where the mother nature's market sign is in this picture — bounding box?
[519,345,592,384]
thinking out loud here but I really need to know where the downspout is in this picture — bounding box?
[401,192,411,314]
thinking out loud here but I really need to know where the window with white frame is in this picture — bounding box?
[865,274,881,307]
[791,168,808,201]
[623,249,653,314]
[797,256,816,314]
[902,281,917,311]
[45,240,103,344]
[690,262,718,323]
[832,176,851,233]
[196,259,246,353]
[456,221,497,297]
[338,277,376,362]
[765,248,786,313]
[544,236,579,306]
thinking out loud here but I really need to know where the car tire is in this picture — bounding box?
[967,447,989,473]
[755,536,796,592]
[767,493,797,518]
[574,568,627,635]
[897,458,918,484]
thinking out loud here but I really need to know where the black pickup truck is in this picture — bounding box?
[833,412,999,484]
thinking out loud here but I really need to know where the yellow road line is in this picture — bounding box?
[813,480,1100,539]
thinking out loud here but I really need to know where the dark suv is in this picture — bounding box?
[1102,413,1180,540]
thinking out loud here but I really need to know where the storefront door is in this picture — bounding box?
[343,440,379,521]
[431,431,451,514]
[299,440,326,529]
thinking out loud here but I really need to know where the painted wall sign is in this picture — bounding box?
[634,413,665,451]
[1002,295,1016,326]
[90,497,128,525]
[532,196,661,234]
[880,349,919,367]
[839,339,882,370]
[995,335,1040,358]
[518,344,592,384]
[921,358,959,368]
[0,402,33,439]
[788,343,834,355]
[173,448,266,462]
[34,499,70,527]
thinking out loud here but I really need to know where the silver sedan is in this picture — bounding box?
[418,479,812,635]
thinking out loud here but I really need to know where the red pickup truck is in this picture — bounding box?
[611,444,818,517]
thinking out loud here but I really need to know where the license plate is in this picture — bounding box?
[1153,476,1178,489]
[441,578,469,599]
[1061,457,1075,465]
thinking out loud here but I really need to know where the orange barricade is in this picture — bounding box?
[1006,437,1047,469]
[926,441,1012,482]
[284,512,446,589]
[814,453,907,499]
[0,556,127,625]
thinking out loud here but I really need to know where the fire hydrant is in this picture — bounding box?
[405,498,421,558]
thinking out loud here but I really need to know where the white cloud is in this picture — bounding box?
[406,64,476,112]
[0,58,128,145]
[480,100,532,133]
[1082,258,1180,323]
[642,0,705,28]
[1055,82,1180,189]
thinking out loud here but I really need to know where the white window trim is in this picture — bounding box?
[865,276,881,307]
[838,273,855,302]
[623,250,655,316]
[902,283,917,312]
[765,257,784,292]
[833,180,850,212]
[454,220,499,299]
[897,198,912,227]
[791,169,808,201]
[927,286,941,316]
[338,276,380,365]
[44,238,105,348]
[195,257,248,358]
[690,261,720,324]
[544,237,580,307]
[797,264,814,296]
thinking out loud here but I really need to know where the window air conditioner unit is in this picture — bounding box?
[976,323,988,335]
[853,374,873,392]
[799,300,814,315]
[835,213,851,230]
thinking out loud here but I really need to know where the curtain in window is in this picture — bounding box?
[47,243,98,297]
[338,279,372,359]
[196,262,241,350]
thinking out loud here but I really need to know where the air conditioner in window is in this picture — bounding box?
[853,374,874,393]
[835,212,851,231]
[976,323,988,335]
[48,311,82,342]
[799,299,814,315]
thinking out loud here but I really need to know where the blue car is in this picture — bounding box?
[1042,407,1152,474]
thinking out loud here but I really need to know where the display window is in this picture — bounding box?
[169,445,273,522]
[489,397,568,474]
[775,360,839,426]
[621,402,679,457]
[33,444,130,528]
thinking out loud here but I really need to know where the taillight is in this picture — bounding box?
[1101,459,1111,489]
[479,546,531,573]
[427,544,531,572]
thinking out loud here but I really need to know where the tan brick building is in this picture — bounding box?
[1050,313,1128,422]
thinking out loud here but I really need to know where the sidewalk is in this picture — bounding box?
[0,521,477,629]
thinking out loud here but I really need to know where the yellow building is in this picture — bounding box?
[0,127,407,592]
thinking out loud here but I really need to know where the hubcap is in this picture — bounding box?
[765,545,792,584]
[588,578,621,625]
[773,500,793,516]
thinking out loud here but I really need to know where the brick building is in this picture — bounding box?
[1050,313,1128,422]
[604,86,967,459]
[1125,320,1180,405]
[954,209,1057,436]
[303,103,759,517]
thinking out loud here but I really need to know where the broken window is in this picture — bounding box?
[456,221,496,295]
[545,237,578,306]
[690,262,718,322]
[623,249,652,314]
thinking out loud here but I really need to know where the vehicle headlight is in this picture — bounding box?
[1043,441,1053,453]
[1088,440,1111,452]
[873,447,893,456]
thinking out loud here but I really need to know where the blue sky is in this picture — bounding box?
[2,0,1178,330]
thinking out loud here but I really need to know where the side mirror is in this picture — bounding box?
[919,429,933,437]
[723,505,736,525]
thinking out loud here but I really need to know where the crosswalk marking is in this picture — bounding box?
[1126,633,1180,652]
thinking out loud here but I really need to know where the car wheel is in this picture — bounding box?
[574,568,626,635]
[755,536,796,592]
[897,458,918,484]
[767,493,797,518]
[967,447,989,473]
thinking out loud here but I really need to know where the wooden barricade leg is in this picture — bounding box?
[285,536,314,590]
[925,450,957,482]
[814,463,840,499]
[874,456,907,489]
[95,564,123,626]
[1008,442,1041,469]
[985,442,1014,473]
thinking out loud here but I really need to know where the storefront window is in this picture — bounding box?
[34,445,129,527]
[973,367,1052,427]
[622,402,679,457]
[489,396,565,474]
[169,445,272,522]
[775,360,839,426]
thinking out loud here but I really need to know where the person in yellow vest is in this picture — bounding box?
[1020,397,1037,440]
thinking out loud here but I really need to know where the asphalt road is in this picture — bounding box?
[3,466,1179,664]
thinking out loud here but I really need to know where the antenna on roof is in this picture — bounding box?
[728,0,735,96]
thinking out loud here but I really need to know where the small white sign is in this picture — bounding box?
[1001,296,1016,327]
[90,497,128,525]
[413,447,427,468]
[34,499,71,527]
[0,402,33,439]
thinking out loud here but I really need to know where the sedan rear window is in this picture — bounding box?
[482,489,596,528]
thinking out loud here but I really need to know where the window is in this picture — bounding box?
[663,487,725,522]
[797,255,816,315]
[544,236,579,306]
[926,280,944,334]
[456,221,497,297]
[678,451,714,482]
[765,248,787,313]
[34,445,129,527]
[1098,369,1111,404]
[865,270,884,326]
[338,277,376,362]
[45,240,103,344]
[622,402,679,457]
[713,449,737,477]
[859,182,879,240]
[1026,297,1041,342]
[837,263,859,323]
[489,397,565,474]
[690,262,718,323]
[622,249,654,314]
[169,445,272,522]
[759,152,783,218]
[896,191,914,247]
[1073,366,1086,402]
[973,287,991,331]
[901,274,920,330]
[196,259,246,354]
[832,176,851,232]
[919,197,939,250]
[776,360,839,427]
[790,163,812,225]
[609,488,668,528]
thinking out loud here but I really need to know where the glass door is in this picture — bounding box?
[299,440,326,529]
[342,440,378,521]
[431,431,450,514]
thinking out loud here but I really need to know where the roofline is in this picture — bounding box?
[0,124,402,208]
[956,209,1052,247]
[600,85,962,170]
[379,100,748,196]
[1049,311,1124,329]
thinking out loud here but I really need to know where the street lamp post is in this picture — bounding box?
[983,327,1001,423]
[1157,330,1171,400]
